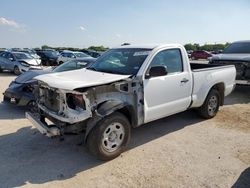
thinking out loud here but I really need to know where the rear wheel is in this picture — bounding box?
[14,66,21,75]
[0,66,2,73]
[86,112,131,161]
[198,89,220,119]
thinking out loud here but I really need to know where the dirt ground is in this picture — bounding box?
[0,72,249,188]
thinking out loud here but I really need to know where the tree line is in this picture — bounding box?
[184,43,230,51]
[41,45,109,52]
[41,43,231,52]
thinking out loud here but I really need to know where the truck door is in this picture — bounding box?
[143,48,192,123]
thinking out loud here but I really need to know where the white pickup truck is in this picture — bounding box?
[26,44,236,160]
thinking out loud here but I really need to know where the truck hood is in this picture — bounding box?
[212,53,250,62]
[35,69,131,90]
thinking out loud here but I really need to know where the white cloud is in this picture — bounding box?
[116,33,121,38]
[79,26,86,31]
[0,17,20,28]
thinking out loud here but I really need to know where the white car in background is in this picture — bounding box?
[57,51,92,64]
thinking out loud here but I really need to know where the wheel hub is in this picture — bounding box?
[102,122,125,152]
[108,131,117,142]
[208,95,218,115]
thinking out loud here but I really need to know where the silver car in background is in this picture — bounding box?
[57,50,92,64]
[19,49,41,60]
[0,51,42,75]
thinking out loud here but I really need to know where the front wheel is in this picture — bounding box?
[86,112,131,161]
[197,89,220,119]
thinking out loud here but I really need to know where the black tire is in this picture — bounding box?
[86,112,131,161]
[198,89,220,119]
[14,66,21,75]
[0,66,2,73]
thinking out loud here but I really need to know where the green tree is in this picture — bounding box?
[88,45,109,52]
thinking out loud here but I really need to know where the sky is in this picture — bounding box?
[0,0,249,48]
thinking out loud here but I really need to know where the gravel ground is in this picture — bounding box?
[0,72,249,188]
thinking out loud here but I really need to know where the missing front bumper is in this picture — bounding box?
[26,112,61,137]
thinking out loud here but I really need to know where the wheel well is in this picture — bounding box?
[210,82,225,105]
[96,101,135,127]
[117,106,135,127]
[84,104,135,143]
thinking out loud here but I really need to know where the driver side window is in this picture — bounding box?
[150,49,183,74]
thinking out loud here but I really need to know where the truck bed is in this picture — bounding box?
[190,63,232,71]
[190,63,236,108]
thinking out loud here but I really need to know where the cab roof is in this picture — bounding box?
[113,44,183,50]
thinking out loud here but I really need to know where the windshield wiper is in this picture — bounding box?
[87,67,97,71]
[99,69,127,75]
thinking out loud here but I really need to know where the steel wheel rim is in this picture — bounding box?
[102,122,125,152]
[208,95,218,116]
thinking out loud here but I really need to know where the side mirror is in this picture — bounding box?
[9,57,14,61]
[145,66,168,79]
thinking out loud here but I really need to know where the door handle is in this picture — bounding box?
[181,78,189,83]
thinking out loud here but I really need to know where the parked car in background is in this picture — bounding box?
[191,50,212,60]
[0,49,6,53]
[3,58,96,107]
[211,49,223,54]
[209,40,250,85]
[81,49,102,58]
[19,49,41,59]
[0,51,42,75]
[187,50,193,58]
[26,44,235,160]
[57,51,92,64]
[35,49,59,66]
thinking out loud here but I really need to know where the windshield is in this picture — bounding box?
[53,59,91,72]
[88,48,151,75]
[74,52,89,58]
[13,52,33,59]
[223,42,250,54]
[20,50,37,56]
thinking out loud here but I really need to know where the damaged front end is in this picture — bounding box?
[27,78,144,137]
[37,82,92,124]
[26,81,92,137]
[3,80,36,106]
